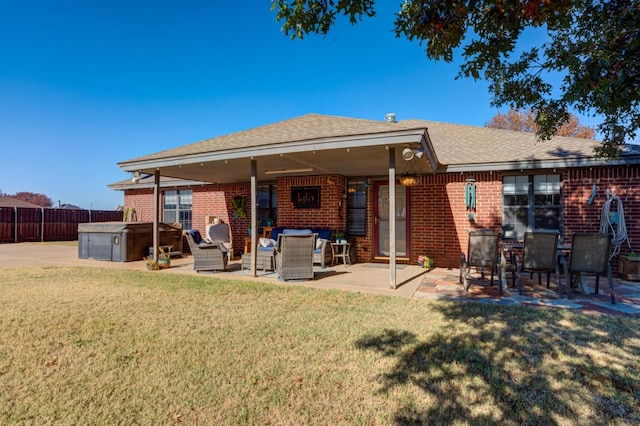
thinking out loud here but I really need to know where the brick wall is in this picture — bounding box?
[121,165,640,269]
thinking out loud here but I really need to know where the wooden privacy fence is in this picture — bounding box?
[0,207,123,243]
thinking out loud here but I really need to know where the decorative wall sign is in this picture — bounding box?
[291,186,320,209]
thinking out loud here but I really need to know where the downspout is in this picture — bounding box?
[41,207,44,242]
[14,206,17,243]
[250,159,257,277]
[389,147,397,289]
[153,170,160,262]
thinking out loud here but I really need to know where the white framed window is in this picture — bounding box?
[163,189,192,230]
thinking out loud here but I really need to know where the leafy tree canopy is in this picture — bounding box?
[8,192,53,207]
[486,108,595,139]
[271,0,640,158]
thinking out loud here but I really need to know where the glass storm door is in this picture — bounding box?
[374,183,408,257]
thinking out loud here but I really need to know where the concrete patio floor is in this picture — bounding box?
[1,242,639,316]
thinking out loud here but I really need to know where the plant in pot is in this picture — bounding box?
[157,246,171,269]
[334,231,346,244]
[417,255,434,269]
[144,257,159,271]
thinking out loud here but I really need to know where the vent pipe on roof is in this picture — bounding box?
[385,112,397,123]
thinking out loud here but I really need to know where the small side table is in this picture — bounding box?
[331,242,351,266]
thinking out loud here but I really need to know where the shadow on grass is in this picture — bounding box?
[355,303,640,424]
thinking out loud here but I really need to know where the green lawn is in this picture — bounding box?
[1,267,638,425]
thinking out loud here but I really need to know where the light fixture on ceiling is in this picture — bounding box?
[402,146,415,161]
[264,167,314,175]
[402,146,425,161]
[131,171,141,184]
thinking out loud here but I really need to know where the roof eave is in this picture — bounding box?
[118,129,429,173]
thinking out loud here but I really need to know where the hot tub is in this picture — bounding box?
[78,222,182,262]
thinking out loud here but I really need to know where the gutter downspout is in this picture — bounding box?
[14,207,17,243]
[41,207,44,242]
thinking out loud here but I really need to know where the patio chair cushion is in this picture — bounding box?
[283,229,313,235]
[316,238,328,250]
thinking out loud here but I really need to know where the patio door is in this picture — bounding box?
[374,182,409,258]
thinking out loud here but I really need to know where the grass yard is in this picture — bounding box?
[1,267,639,425]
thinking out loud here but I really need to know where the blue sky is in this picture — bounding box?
[0,1,599,210]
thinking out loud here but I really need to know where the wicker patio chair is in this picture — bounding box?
[185,230,228,272]
[460,230,500,292]
[274,233,317,281]
[514,231,560,295]
[567,232,615,304]
[313,236,334,268]
[206,222,234,260]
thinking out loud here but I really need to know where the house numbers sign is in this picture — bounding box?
[291,186,321,209]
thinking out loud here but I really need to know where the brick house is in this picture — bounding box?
[110,113,640,277]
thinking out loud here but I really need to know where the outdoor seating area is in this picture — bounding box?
[460,230,618,305]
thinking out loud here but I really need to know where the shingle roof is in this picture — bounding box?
[0,196,43,208]
[122,113,428,163]
[402,119,601,165]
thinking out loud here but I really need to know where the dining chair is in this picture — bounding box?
[515,231,560,295]
[460,230,500,292]
[567,232,615,304]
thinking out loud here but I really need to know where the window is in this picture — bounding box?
[502,174,560,240]
[257,184,277,226]
[347,181,367,236]
[163,189,192,230]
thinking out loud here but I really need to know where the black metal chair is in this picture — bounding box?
[460,230,500,292]
[567,233,615,304]
[515,231,560,295]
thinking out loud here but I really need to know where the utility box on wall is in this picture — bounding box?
[78,222,182,262]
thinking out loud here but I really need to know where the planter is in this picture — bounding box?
[158,258,171,269]
[618,255,640,281]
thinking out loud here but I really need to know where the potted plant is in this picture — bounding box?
[417,255,434,269]
[618,251,640,281]
[157,246,171,269]
[230,196,247,219]
[334,231,346,244]
[144,257,159,271]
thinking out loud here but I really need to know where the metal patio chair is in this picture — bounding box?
[514,231,560,296]
[460,230,500,292]
[567,232,615,304]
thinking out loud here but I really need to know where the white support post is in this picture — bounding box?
[250,159,258,277]
[389,147,397,289]
[153,170,160,262]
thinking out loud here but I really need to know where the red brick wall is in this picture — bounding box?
[563,165,640,257]
[275,175,346,231]
[123,189,155,221]
[408,172,503,268]
[121,165,640,268]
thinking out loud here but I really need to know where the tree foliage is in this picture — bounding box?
[486,108,595,139]
[271,0,640,158]
[8,192,53,207]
